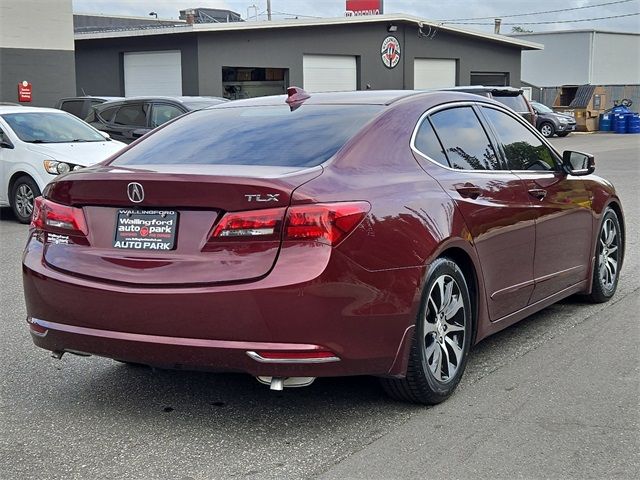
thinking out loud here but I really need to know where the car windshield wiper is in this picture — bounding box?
[25,139,53,144]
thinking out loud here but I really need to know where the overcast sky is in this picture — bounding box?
[72,0,640,33]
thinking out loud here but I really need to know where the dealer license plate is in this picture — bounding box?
[113,209,178,250]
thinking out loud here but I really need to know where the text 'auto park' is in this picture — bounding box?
[1,1,639,479]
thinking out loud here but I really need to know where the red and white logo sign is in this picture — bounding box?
[345,0,383,16]
[381,36,401,69]
[18,81,32,103]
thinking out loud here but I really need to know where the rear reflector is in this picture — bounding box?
[246,350,340,363]
[31,196,88,237]
[208,202,369,246]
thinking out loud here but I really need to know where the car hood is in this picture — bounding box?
[25,140,126,166]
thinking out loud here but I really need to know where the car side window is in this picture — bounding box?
[481,107,557,171]
[114,104,149,127]
[151,104,184,128]
[60,100,85,118]
[98,106,119,123]
[429,106,500,170]
[414,118,450,167]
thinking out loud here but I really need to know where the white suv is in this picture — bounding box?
[0,106,125,223]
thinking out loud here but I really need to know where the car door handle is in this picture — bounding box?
[455,183,482,199]
[528,188,547,200]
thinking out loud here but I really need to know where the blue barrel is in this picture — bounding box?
[626,113,640,134]
[614,113,628,133]
[599,113,612,131]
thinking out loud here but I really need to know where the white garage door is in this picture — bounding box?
[303,55,357,93]
[414,59,457,89]
[124,51,182,96]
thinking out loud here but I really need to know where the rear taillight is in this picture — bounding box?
[210,207,286,240]
[285,202,369,246]
[207,202,369,246]
[31,197,88,237]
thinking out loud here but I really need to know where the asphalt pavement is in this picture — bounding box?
[0,133,638,479]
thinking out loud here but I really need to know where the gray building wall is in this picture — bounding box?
[74,22,525,97]
[0,49,76,106]
[75,34,200,96]
[512,31,640,87]
[0,0,76,106]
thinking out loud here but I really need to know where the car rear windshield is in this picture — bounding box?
[493,95,528,113]
[111,104,383,168]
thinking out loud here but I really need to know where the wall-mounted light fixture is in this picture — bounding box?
[387,24,398,32]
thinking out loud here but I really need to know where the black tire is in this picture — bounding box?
[381,257,473,404]
[10,175,40,224]
[539,122,555,138]
[585,208,623,303]
[556,132,570,137]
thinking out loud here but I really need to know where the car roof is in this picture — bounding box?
[442,86,524,95]
[211,90,500,108]
[58,96,124,102]
[0,106,68,115]
[215,90,433,107]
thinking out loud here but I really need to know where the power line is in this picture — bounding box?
[437,0,636,22]
[448,11,640,25]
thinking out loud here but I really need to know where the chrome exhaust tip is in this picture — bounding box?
[256,376,316,390]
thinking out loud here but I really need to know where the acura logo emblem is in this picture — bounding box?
[127,182,144,203]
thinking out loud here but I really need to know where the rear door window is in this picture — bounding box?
[482,107,557,171]
[98,106,119,123]
[111,105,383,168]
[413,118,450,167]
[151,104,185,128]
[113,103,149,127]
[59,100,85,118]
[429,106,500,170]
[493,95,528,113]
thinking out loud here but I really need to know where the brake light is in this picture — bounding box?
[30,197,88,236]
[207,202,369,246]
[210,207,285,240]
[285,202,370,246]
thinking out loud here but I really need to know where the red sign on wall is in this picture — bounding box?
[345,0,383,16]
[18,81,32,103]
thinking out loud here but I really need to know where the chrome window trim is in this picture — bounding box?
[410,101,505,174]
[410,100,563,174]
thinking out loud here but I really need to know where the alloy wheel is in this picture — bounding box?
[540,123,553,137]
[598,218,619,291]
[15,183,35,219]
[424,274,466,383]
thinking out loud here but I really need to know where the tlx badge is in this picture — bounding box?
[245,193,280,202]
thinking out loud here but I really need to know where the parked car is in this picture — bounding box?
[23,89,624,404]
[0,106,125,223]
[442,86,537,126]
[531,101,577,138]
[55,96,124,120]
[86,96,228,143]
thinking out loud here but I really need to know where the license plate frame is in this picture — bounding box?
[113,209,178,251]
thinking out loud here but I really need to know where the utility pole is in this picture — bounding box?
[267,0,272,20]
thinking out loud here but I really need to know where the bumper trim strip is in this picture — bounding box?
[30,318,329,352]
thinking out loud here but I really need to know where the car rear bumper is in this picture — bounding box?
[23,236,421,378]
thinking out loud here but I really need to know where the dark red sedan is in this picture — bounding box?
[23,89,624,404]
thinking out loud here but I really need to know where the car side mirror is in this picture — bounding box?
[99,130,111,140]
[562,150,595,176]
[0,135,14,149]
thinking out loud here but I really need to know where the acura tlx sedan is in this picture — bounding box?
[22,88,625,404]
